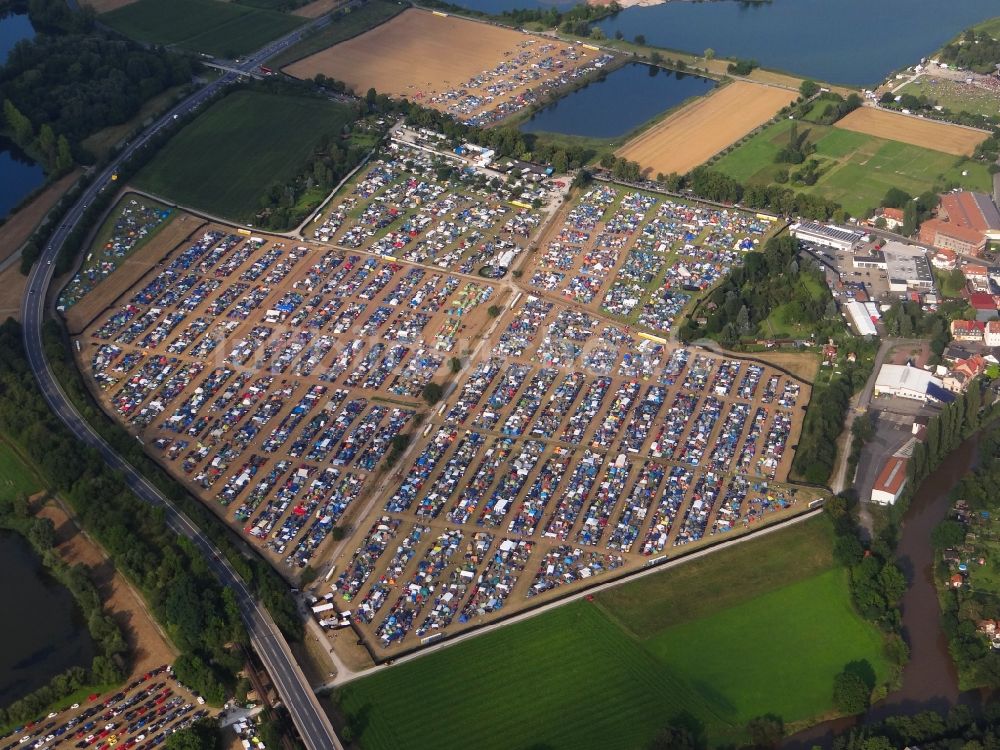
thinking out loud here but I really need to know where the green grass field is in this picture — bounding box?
[268,0,404,69]
[103,0,304,58]
[715,118,991,217]
[135,90,355,222]
[335,517,890,748]
[0,440,41,503]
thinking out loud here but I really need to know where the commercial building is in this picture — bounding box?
[871,456,909,506]
[919,191,1000,257]
[791,222,864,253]
[853,250,886,270]
[882,241,934,293]
[844,299,877,336]
[873,364,951,403]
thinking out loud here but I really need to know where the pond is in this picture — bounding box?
[0,9,34,65]
[520,62,716,138]
[0,136,45,221]
[0,530,96,708]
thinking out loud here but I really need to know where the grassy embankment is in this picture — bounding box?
[267,0,405,69]
[714,118,991,217]
[134,90,359,223]
[334,515,890,749]
[103,0,305,58]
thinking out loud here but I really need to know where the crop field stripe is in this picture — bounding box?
[834,106,988,157]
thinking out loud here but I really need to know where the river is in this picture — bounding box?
[520,62,716,138]
[785,434,983,749]
[452,0,999,87]
[0,10,44,221]
[0,530,96,708]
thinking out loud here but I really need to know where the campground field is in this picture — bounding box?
[102,0,304,57]
[134,90,356,223]
[899,76,1000,119]
[334,516,890,749]
[615,81,797,176]
[284,9,607,125]
[835,107,988,157]
[714,118,992,217]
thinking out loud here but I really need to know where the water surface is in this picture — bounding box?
[0,10,34,65]
[0,530,96,707]
[0,136,45,220]
[521,62,716,138]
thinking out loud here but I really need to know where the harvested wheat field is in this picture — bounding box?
[835,107,988,157]
[617,81,797,176]
[284,9,604,124]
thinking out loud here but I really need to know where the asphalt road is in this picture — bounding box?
[20,17,344,750]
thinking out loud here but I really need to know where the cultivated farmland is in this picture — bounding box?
[103,0,304,57]
[284,9,613,125]
[835,106,988,157]
[615,81,797,176]
[134,91,357,223]
[334,516,890,749]
[714,118,992,216]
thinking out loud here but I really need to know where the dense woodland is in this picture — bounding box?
[0,319,250,707]
[941,27,1000,73]
[0,0,196,168]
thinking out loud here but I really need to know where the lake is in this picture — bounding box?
[0,136,45,221]
[0,9,34,64]
[0,530,96,708]
[450,0,999,87]
[521,62,716,138]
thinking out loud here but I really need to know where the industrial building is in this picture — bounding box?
[882,241,934,293]
[871,456,909,505]
[791,222,864,253]
[919,191,1000,257]
[844,299,878,336]
[873,364,952,403]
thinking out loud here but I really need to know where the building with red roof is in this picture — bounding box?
[872,456,909,505]
[919,191,1000,257]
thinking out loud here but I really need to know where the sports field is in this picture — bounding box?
[714,118,991,217]
[284,9,601,122]
[103,0,304,58]
[335,517,890,749]
[835,107,988,157]
[615,81,797,176]
[134,91,355,222]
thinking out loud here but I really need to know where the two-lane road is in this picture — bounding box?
[20,15,345,750]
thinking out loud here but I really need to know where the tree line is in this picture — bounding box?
[941,27,1000,73]
[0,319,252,705]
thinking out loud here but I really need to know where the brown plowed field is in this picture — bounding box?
[834,106,988,157]
[616,81,797,176]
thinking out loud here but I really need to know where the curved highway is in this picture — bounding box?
[20,16,344,750]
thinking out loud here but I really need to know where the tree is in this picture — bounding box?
[649,50,662,65]
[28,517,56,550]
[422,382,444,405]
[552,150,568,173]
[746,714,784,748]
[902,200,918,236]
[590,26,605,40]
[165,721,222,750]
[932,519,967,549]
[634,34,646,45]
[800,79,819,98]
[703,48,715,60]
[833,669,871,715]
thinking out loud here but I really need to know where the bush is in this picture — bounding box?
[422,382,444,405]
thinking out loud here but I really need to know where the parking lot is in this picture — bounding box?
[798,241,893,303]
[528,184,777,335]
[331,295,813,652]
[71,136,817,658]
[0,666,209,750]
